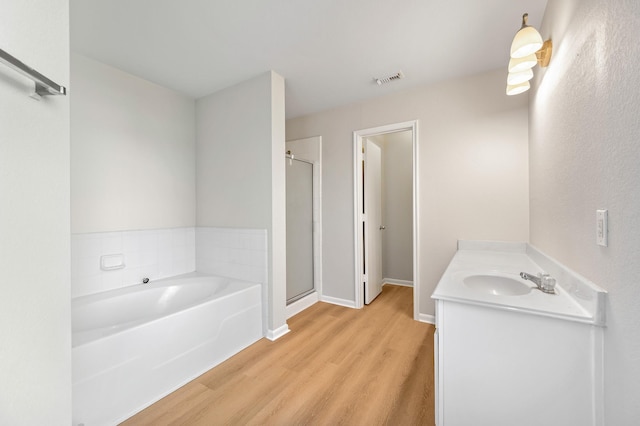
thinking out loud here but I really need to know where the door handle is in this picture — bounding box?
[379,225,386,230]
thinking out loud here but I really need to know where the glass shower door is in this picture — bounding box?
[286,157,314,303]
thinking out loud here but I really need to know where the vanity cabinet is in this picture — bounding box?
[432,241,606,426]
[434,299,602,426]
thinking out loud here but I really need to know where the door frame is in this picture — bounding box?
[353,120,420,320]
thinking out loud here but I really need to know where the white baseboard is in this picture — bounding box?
[266,324,290,341]
[286,292,319,319]
[320,295,357,309]
[383,278,414,287]
[418,313,436,325]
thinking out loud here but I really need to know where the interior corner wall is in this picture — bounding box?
[70,53,196,233]
[196,71,287,333]
[286,68,529,316]
[530,1,640,423]
[0,1,71,424]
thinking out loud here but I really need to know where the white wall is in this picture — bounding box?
[380,131,413,282]
[287,69,529,316]
[197,74,272,228]
[197,71,287,335]
[0,1,71,424]
[71,53,196,233]
[530,1,640,423]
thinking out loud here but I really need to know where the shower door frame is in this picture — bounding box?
[284,136,323,314]
[285,155,317,304]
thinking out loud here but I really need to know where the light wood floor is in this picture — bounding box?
[122,285,435,425]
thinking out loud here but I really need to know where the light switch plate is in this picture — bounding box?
[596,210,608,247]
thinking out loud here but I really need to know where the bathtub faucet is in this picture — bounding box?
[520,272,556,294]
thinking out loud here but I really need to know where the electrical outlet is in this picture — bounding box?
[596,209,608,247]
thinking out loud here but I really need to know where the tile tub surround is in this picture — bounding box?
[72,227,268,298]
[196,227,269,336]
[72,227,196,297]
[195,227,268,285]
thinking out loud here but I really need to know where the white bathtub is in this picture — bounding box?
[72,272,263,426]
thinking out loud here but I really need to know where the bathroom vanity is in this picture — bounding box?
[432,241,606,426]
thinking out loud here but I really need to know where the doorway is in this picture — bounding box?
[353,121,419,319]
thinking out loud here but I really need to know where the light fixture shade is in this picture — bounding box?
[507,69,534,85]
[508,53,537,72]
[511,26,544,58]
[506,81,530,96]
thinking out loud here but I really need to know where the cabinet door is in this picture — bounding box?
[440,301,597,426]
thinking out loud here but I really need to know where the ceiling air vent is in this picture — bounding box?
[374,71,404,85]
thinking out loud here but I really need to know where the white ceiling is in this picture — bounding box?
[70,0,547,119]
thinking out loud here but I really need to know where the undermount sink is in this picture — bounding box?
[463,274,531,296]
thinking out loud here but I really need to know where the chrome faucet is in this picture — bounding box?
[520,272,556,294]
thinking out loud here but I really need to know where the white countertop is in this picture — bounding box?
[431,241,607,326]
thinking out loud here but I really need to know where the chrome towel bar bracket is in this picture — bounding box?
[0,47,67,99]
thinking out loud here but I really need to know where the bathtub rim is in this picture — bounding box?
[72,271,258,303]
[72,271,263,348]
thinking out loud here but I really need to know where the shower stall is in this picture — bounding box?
[285,153,315,304]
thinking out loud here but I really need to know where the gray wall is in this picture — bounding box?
[196,71,287,334]
[380,131,413,282]
[531,0,640,423]
[287,69,530,315]
[197,74,273,229]
[71,53,196,233]
[0,1,71,424]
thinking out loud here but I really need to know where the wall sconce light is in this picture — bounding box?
[506,13,552,95]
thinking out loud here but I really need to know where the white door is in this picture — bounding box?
[364,140,383,304]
